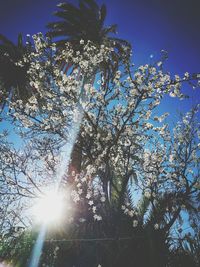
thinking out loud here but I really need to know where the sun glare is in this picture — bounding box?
[33,191,64,225]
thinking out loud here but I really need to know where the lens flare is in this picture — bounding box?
[33,191,64,225]
[29,225,46,267]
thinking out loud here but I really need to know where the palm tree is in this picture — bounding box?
[0,33,32,111]
[47,0,131,78]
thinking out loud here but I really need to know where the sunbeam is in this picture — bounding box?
[28,225,46,267]
[29,81,85,267]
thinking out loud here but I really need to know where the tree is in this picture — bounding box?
[47,0,131,77]
[0,33,32,111]
[0,1,200,266]
[0,33,199,266]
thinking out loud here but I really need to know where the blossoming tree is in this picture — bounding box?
[0,1,199,267]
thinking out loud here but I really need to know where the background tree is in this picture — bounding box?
[0,33,32,111]
[47,0,131,78]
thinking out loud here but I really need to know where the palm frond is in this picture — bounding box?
[0,33,32,110]
[99,4,106,27]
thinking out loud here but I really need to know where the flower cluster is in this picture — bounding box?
[67,172,107,223]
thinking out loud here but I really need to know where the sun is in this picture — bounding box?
[33,190,64,225]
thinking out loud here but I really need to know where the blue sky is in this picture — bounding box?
[0,0,199,121]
